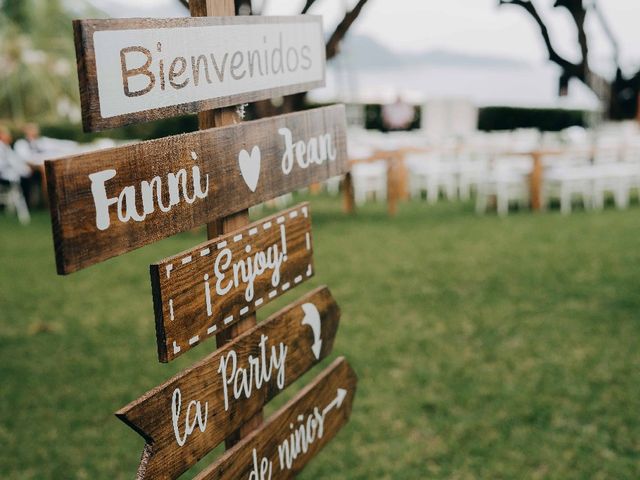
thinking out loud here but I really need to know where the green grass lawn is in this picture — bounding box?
[1,195,639,479]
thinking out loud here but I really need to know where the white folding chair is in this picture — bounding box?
[405,153,456,204]
[591,164,632,210]
[476,161,530,217]
[0,180,30,224]
[454,153,490,201]
[351,161,387,205]
[542,166,593,214]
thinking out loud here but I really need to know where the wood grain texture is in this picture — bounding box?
[342,172,355,214]
[73,15,326,131]
[190,0,262,453]
[194,357,357,480]
[45,104,347,274]
[117,286,340,480]
[151,203,314,362]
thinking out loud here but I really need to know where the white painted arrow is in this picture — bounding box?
[322,388,348,416]
[301,302,322,360]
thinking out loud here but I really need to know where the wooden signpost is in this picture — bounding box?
[152,203,315,362]
[118,287,341,480]
[47,0,358,477]
[73,16,325,131]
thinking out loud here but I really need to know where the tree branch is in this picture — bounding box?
[499,0,578,73]
[301,0,318,15]
[553,0,588,68]
[326,0,369,60]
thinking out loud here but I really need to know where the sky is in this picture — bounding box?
[90,0,640,76]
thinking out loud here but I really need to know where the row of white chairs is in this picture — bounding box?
[542,163,640,214]
[349,150,640,215]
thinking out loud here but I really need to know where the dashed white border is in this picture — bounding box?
[165,205,313,355]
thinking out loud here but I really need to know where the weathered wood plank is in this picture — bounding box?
[194,357,357,480]
[117,286,341,480]
[45,105,347,274]
[151,203,314,362]
[73,15,325,131]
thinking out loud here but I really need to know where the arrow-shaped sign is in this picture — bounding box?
[302,302,323,360]
[193,358,357,480]
[116,286,340,480]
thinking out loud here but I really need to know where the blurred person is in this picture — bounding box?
[382,95,415,131]
[14,123,45,206]
[14,123,46,161]
[0,125,36,205]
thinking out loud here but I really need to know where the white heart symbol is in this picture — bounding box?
[238,145,261,192]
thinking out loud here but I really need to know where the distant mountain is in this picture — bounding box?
[87,0,187,18]
[332,34,528,70]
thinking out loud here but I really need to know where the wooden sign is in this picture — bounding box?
[74,16,325,131]
[46,105,347,274]
[152,203,314,362]
[117,286,340,480]
[194,357,357,480]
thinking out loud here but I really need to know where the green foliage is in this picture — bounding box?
[0,0,101,124]
[478,106,586,132]
[1,0,30,29]
[1,195,639,478]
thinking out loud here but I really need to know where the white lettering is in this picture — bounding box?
[213,225,286,303]
[278,127,336,175]
[171,388,208,447]
[217,334,287,412]
[88,161,209,231]
[89,169,118,231]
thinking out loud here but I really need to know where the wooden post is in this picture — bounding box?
[396,150,410,201]
[309,182,322,194]
[189,0,262,448]
[530,151,543,211]
[343,172,355,214]
[387,156,398,216]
